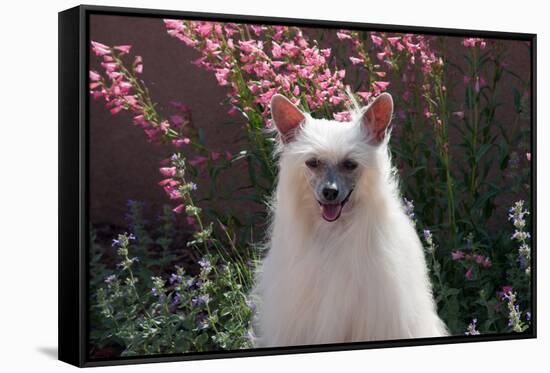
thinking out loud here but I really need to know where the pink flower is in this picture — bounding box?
[333,111,352,122]
[349,56,364,65]
[159,167,177,177]
[463,38,476,48]
[173,204,185,214]
[373,81,390,92]
[166,187,182,200]
[133,56,143,74]
[189,156,209,167]
[498,285,514,299]
[526,152,531,161]
[336,31,351,40]
[452,111,465,120]
[133,115,148,127]
[370,34,383,46]
[356,91,371,102]
[172,138,191,147]
[451,250,465,260]
[170,115,184,126]
[89,70,101,81]
[474,254,485,264]
[114,45,132,54]
[320,48,331,57]
[215,68,230,86]
[101,62,117,72]
[387,36,401,46]
[250,25,265,36]
[186,216,197,226]
[159,120,170,134]
[465,267,473,280]
[91,41,110,56]
[163,19,183,30]
[196,23,213,37]
[376,52,386,61]
[159,178,179,187]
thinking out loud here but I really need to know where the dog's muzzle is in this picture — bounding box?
[318,189,353,222]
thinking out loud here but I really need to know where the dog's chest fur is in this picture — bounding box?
[253,191,448,346]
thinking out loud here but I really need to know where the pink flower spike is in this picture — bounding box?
[114,45,132,54]
[159,167,177,177]
[173,204,185,214]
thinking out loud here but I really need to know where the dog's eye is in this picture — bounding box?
[305,158,320,169]
[342,159,358,171]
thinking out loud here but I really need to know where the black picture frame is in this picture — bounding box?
[59,4,537,367]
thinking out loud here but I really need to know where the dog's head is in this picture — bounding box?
[270,93,393,222]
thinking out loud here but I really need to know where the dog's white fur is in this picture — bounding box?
[251,94,448,347]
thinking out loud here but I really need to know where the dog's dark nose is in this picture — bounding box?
[322,187,339,201]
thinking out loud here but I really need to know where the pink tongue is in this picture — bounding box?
[321,204,342,222]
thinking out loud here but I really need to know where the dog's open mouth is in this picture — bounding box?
[318,189,353,222]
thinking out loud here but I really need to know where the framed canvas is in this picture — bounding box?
[58,4,536,367]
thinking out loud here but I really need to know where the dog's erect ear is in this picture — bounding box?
[271,94,305,143]
[361,93,393,145]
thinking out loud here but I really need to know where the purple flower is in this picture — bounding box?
[172,292,181,306]
[191,294,210,307]
[465,318,480,335]
[104,275,116,284]
[169,273,182,285]
[198,258,211,270]
[402,198,415,220]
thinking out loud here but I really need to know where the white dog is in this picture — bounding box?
[251,93,448,347]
